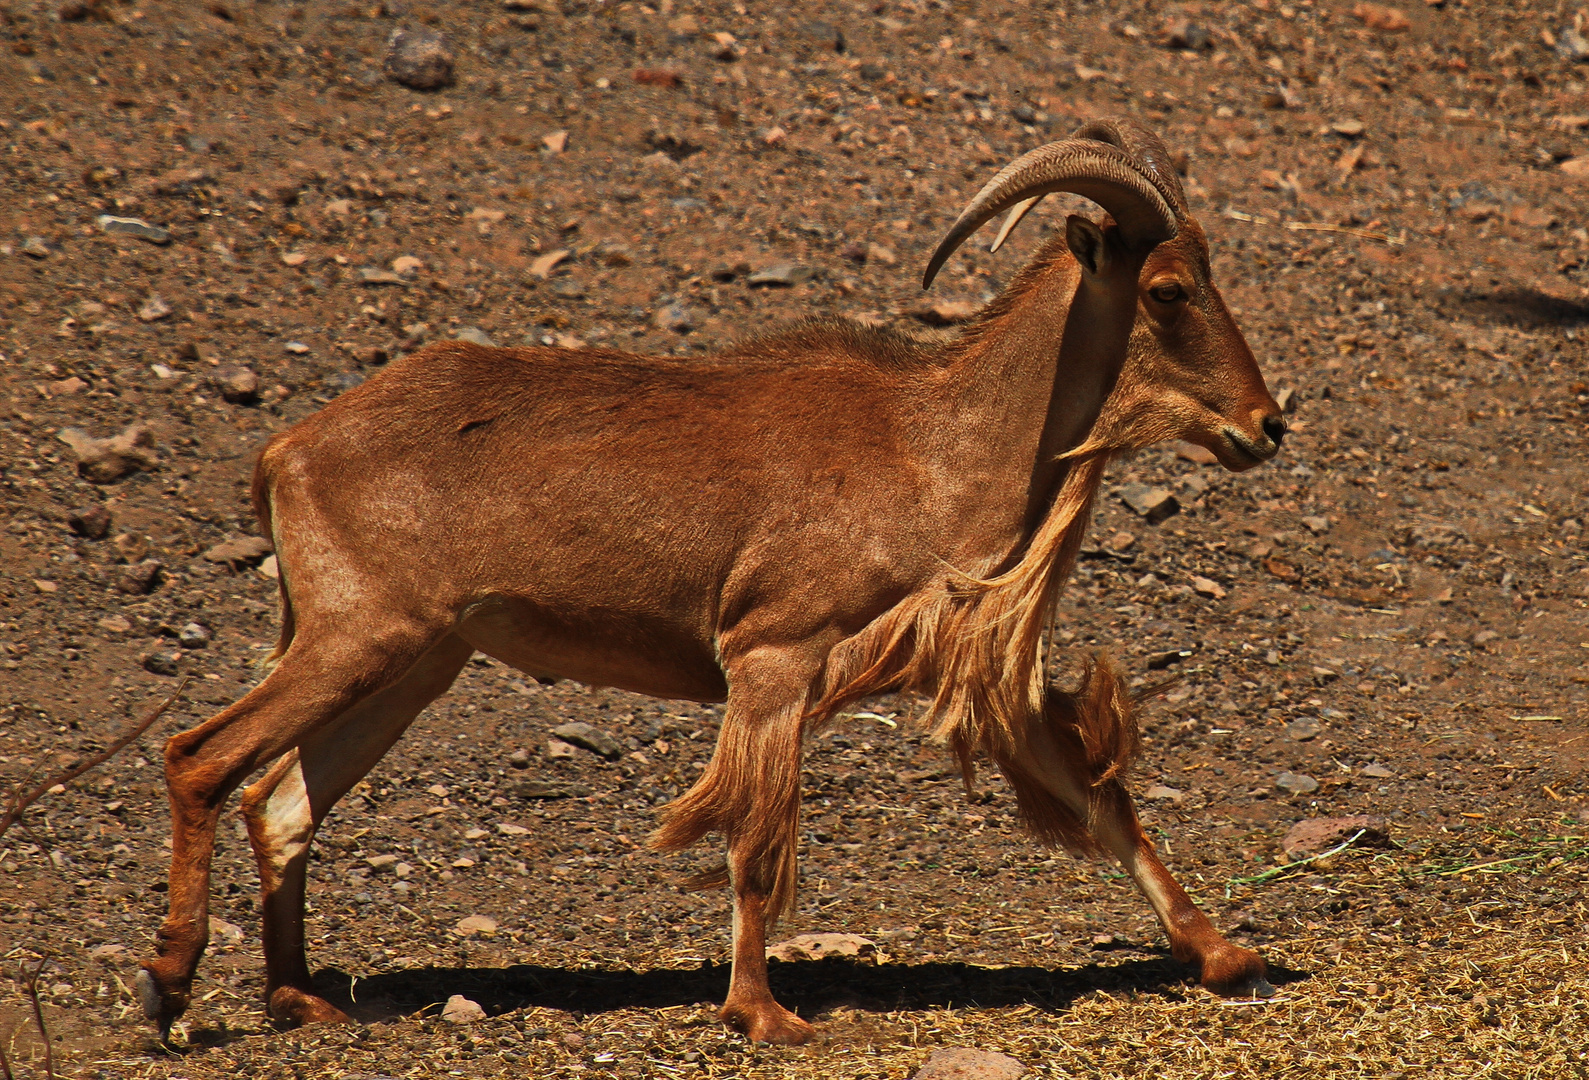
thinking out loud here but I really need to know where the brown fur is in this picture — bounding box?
[138,119,1285,1045]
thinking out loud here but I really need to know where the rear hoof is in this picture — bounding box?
[720,1001,815,1046]
[268,985,354,1027]
[136,967,187,1039]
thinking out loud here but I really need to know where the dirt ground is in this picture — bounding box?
[1,0,1588,1077]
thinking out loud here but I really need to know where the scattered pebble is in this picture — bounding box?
[1275,771,1320,796]
[455,914,499,936]
[203,535,273,566]
[1118,483,1181,524]
[1361,763,1394,779]
[441,994,486,1023]
[1142,784,1185,804]
[911,1046,1028,1080]
[766,933,878,962]
[747,263,815,287]
[21,236,51,259]
[57,424,158,483]
[551,721,623,760]
[118,559,163,595]
[1284,717,1322,742]
[137,295,172,322]
[67,505,112,540]
[454,327,497,347]
[212,365,261,404]
[1190,575,1227,600]
[1280,815,1393,862]
[909,298,980,325]
[358,267,408,285]
[1471,629,1501,648]
[95,215,171,245]
[141,649,181,676]
[652,303,700,333]
[508,748,532,769]
[178,622,211,649]
[385,27,456,90]
[1300,515,1332,535]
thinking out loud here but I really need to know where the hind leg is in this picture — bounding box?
[241,634,475,1026]
[137,620,443,1037]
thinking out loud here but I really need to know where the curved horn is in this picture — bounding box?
[922,127,1181,289]
[1074,117,1188,214]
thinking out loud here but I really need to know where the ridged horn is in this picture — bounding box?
[922,126,1181,289]
[1073,117,1188,214]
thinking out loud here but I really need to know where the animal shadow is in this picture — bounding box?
[311,952,1313,1024]
[1453,286,1589,329]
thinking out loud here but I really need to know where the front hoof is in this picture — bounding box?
[268,986,354,1027]
[719,1001,815,1046]
[136,966,188,1039]
[1200,945,1271,998]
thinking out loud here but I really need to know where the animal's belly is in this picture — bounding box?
[455,599,729,703]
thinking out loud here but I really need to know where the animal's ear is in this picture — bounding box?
[1065,214,1108,277]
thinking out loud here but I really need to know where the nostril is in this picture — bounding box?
[1261,414,1287,447]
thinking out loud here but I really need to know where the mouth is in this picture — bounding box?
[1220,426,1279,468]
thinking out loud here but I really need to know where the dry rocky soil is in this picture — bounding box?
[2,0,1589,1077]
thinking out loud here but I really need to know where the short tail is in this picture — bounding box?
[250,444,295,663]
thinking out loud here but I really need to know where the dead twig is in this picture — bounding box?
[20,959,54,1080]
[0,678,189,842]
[1223,208,1406,246]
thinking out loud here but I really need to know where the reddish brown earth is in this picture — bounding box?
[1,1,1587,1077]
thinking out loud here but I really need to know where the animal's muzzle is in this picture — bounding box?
[1261,413,1287,450]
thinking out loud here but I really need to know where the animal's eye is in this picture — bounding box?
[1149,283,1186,304]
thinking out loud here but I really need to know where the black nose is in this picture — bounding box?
[1262,414,1287,448]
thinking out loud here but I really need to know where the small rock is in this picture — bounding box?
[549,279,585,300]
[801,20,845,53]
[141,649,181,676]
[357,267,408,285]
[1471,629,1501,648]
[1361,763,1394,779]
[209,916,244,944]
[455,327,497,347]
[760,125,788,146]
[909,298,981,325]
[1300,515,1332,535]
[542,129,569,153]
[177,622,211,649]
[1170,439,1218,465]
[455,914,499,936]
[213,365,260,404]
[528,249,570,279]
[1190,575,1226,600]
[96,215,171,245]
[284,341,310,355]
[366,854,399,873]
[1274,387,1297,413]
[58,424,158,483]
[1281,815,1393,862]
[515,779,591,800]
[1275,771,1319,796]
[385,27,456,90]
[68,505,112,540]
[1284,717,1322,742]
[1146,648,1193,670]
[137,295,172,322]
[33,579,57,594]
[508,749,532,769]
[652,303,700,333]
[867,242,898,266]
[97,615,131,634]
[1143,784,1185,804]
[1350,3,1410,32]
[747,263,815,287]
[441,994,486,1024]
[203,535,273,566]
[551,721,623,759]
[766,933,878,963]
[911,1047,1027,1080]
[633,68,684,88]
[1331,119,1367,139]
[89,943,127,964]
[1556,26,1589,63]
[387,255,423,276]
[1118,483,1181,524]
[280,251,308,267]
[1108,531,1137,552]
[21,236,51,259]
[119,559,163,595]
[545,737,577,760]
[1160,16,1211,50]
